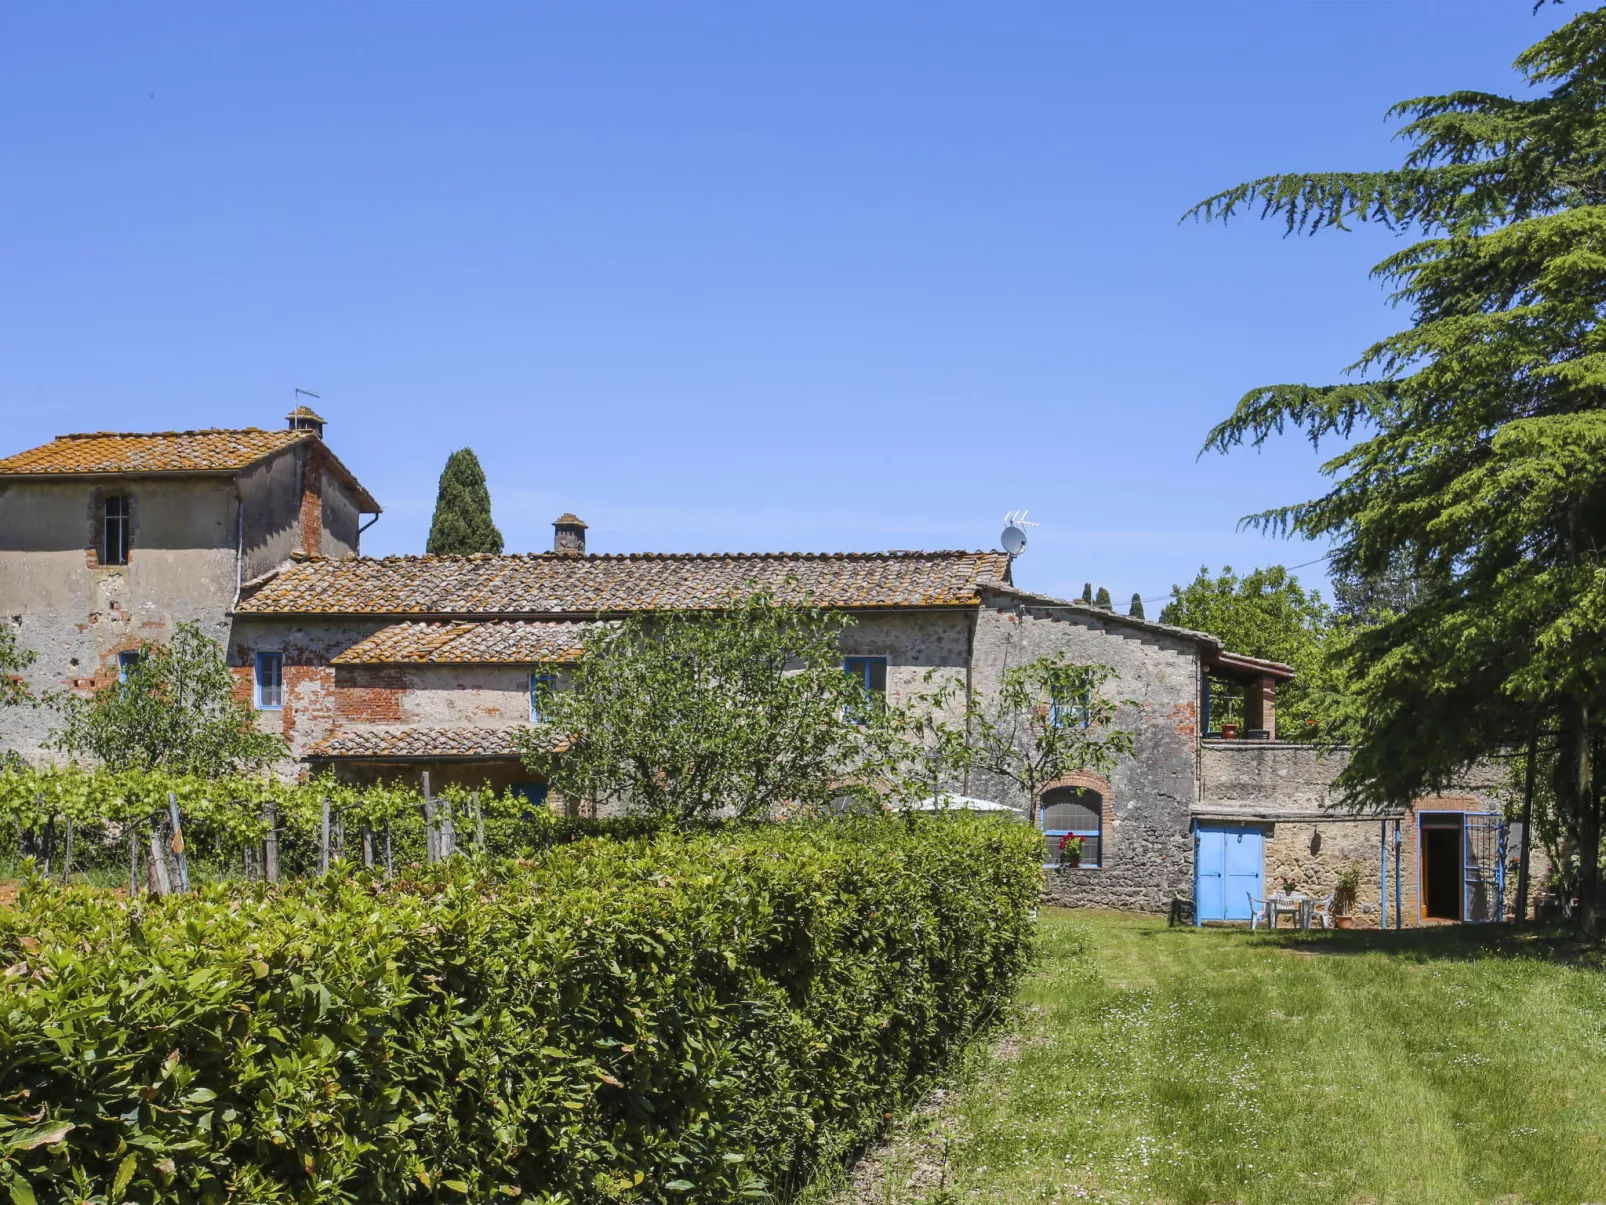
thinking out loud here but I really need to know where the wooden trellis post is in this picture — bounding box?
[60,818,73,885]
[422,772,438,864]
[472,791,485,853]
[128,822,140,897]
[264,800,280,884]
[167,793,191,893]
[440,794,457,859]
[319,797,331,875]
[147,821,174,896]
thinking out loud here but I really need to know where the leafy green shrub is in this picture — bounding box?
[0,816,1041,1204]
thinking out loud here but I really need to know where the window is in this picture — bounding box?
[529,672,556,723]
[1049,671,1091,729]
[255,652,284,710]
[843,656,888,722]
[117,650,142,684]
[1203,673,1247,735]
[103,496,130,565]
[1041,786,1103,868]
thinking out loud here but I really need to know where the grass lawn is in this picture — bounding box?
[837,909,1606,1205]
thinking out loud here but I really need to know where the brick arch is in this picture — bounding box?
[1038,773,1116,868]
[1040,771,1112,798]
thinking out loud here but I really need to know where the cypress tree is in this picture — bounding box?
[1080,583,1093,604]
[426,448,504,556]
[1129,593,1145,621]
[1094,586,1112,610]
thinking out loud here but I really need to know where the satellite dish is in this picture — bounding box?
[1000,509,1038,558]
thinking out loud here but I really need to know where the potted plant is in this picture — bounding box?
[1221,723,1240,739]
[1334,862,1362,929]
[1057,832,1083,868]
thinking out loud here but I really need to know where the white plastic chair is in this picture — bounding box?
[1310,892,1335,930]
[1248,892,1270,930]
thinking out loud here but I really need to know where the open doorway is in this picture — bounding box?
[1420,814,1464,922]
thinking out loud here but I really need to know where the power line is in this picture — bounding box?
[1133,550,1336,603]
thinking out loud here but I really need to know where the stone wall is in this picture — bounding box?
[971,590,1203,913]
[839,609,971,709]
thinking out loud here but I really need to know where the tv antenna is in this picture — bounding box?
[294,388,321,401]
[1001,510,1038,559]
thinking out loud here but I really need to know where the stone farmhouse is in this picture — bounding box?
[0,412,1516,923]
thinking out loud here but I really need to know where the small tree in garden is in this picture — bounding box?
[1080,582,1093,604]
[516,593,897,822]
[1129,593,1145,620]
[928,654,1134,826]
[47,622,284,776]
[1094,586,1113,610]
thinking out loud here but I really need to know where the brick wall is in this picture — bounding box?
[334,666,406,724]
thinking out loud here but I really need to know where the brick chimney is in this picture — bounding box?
[552,513,587,555]
[298,442,326,556]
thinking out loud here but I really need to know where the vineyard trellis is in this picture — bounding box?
[0,765,559,893]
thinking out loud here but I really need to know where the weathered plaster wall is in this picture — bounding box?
[336,665,533,728]
[0,477,240,762]
[227,618,389,769]
[969,591,1203,913]
[238,453,303,580]
[320,470,362,559]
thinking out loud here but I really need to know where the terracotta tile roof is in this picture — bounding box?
[0,428,309,475]
[331,620,595,665]
[0,427,380,513]
[307,726,530,760]
[238,550,1013,616]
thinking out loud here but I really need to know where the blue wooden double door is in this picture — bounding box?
[1194,822,1265,923]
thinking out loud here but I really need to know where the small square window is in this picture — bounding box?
[844,656,888,722]
[529,672,556,723]
[117,650,142,684]
[103,496,130,565]
[255,652,284,710]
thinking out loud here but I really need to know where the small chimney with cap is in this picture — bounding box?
[286,406,326,438]
[552,513,587,555]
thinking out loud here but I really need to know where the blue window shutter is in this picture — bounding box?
[255,652,284,710]
[529,672,555,723]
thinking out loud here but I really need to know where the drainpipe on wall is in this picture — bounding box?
[232,487,245,610]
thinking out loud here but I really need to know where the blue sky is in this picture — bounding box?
[0,2,1571,607]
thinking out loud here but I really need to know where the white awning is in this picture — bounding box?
[906,794,1023,815]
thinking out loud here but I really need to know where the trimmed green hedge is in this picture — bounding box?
[0,816,1040,1204]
